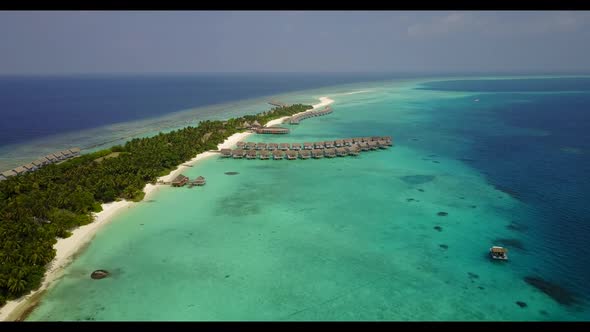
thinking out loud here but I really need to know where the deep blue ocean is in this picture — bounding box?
[0,73,403,147]
[419,78,590,302]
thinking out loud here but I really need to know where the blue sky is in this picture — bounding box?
[0,11,589,74]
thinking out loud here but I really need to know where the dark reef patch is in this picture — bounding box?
[91,270,109,280]
[224,172,239,175]
[399,175,436,185]
[417,189,425,192]
[437,212,448,216]
[494,238,526,251]
[434,226,443,232]
[506,222,529,232]
[493,184,523,201]
[516,301,528,308]
[406,198,415,202]
[468,272,479,279]
[478,286,485,290]
[470,205,477,208]
[145,200,156,203]
[432,160,440,164]
[439,244,448,249]
[524,276,579,306]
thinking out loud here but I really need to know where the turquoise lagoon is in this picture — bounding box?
[25,77,590,320]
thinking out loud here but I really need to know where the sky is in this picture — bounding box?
[0,11,589,74]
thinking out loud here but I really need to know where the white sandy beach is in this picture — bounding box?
[0,96,334,321]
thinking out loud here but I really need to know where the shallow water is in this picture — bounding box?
[25,77,590,321]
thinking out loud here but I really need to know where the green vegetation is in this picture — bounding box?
[0,104,312,305]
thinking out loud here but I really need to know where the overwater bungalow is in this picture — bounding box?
[324,141,335,148]
[256,142,267,150]
[279,143,290,151]
[236,141,246,148]
[0,175,5,181]
[347,146,360,156]
[246,150,257,159]
[171,174,189,187]
[220,148,232,157]
[291,143,302,150]
[286,150,298,160]
[336,147,348,157]
[312,149,324,159]
[255,127,289,134]
[300,150,311,159]
[325,148,336,158]
[377,140,388,149]
[259,150,270,160]
[245,142,257,150]
[52,152,66,161]
[232,149,246,159]
[359,142,370,151]
[314,142,325,149]
[368,141,379,150]
[303,142,314,150]
[362,137,372,143]
[267,143,279,151]
[334,140,344,148]
[32,160,44,168]
[352,137,363,144]
[343,139,353,147]
[193,176,206,186]
[272,150,284,160]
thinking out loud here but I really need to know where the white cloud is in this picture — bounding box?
[406,11,590,38]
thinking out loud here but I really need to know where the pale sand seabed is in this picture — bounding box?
[0,96,334,321]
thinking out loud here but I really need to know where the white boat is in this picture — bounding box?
[490,246,508,260]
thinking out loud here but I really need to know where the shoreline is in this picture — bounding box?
[0,96,335,321]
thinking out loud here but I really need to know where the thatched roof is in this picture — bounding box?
[279,143,290,148]
[256,142,267,147]
[246,142,257,148]
[268,143,279,148]
[24,163,36,170]
[259,150,270,156]
[303,142,313,146]
[172,174,188,183]
[232,149,245,155]
[32,160,44,167]
[14,166,28,174]
[1,170,17,177]
[252,120,262,127]
[491,246,508,253]
[247,150,257,156]
[236,141,245,147]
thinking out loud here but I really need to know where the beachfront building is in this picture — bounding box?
[69,147,81,156]
[32,160,45,168]
[251,120,262,128]
[171,174,189,187]
[13,166,28,175]
[23,163,38,172]
[0,175,5,181]
[1,170,17,179]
